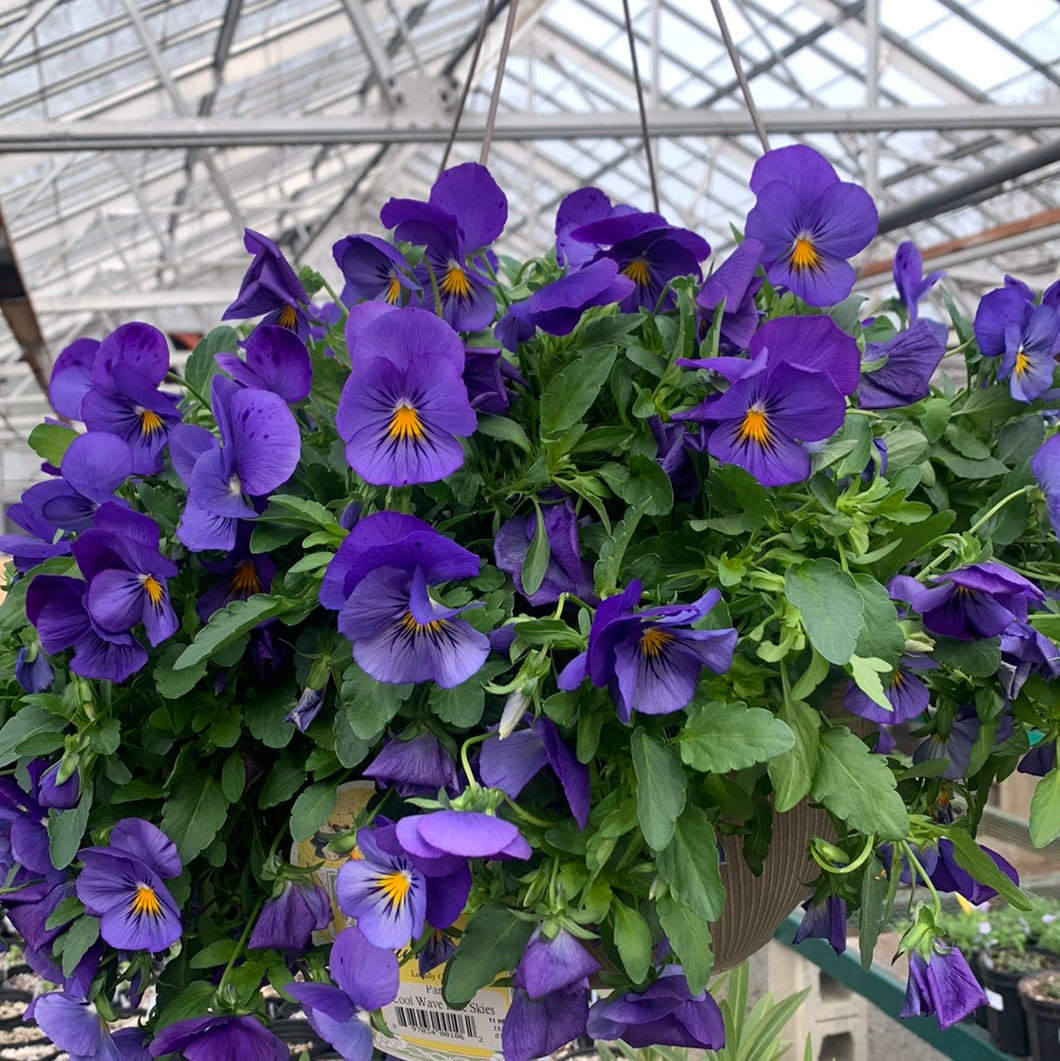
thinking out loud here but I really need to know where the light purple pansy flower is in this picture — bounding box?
[586,965,726,1050]
[999,620,1060,701]
[28,991,149,1061]
[859,320,945,410]
[15,646,54,694]
[336,304,476,487]
[974,284,1060,402]
[744,144,877,307]
[333,232,418,307]
[843,655,933,725]
[395,810,531,866]
[215,324,312,403]
[248,877,331,952]
[513,926,601,999]
[558,580,737,723]
[792,895,847,956]
[286,925,399,1061]
[893,240,944,322]
[696,237,764,353]
[1032,433,1060,541]
[38,761,79,811]
[927,838,1018,906]
[900,944,987,1030]
[49,336,101,420]
[363,729,462,798]
[149,1014,287,1061]
[502,981,590,1061]
[222,228,311,338]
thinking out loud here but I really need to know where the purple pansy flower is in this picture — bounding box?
[1032,433,1060,541]
[586,965,726,1050]
[320,511,489,688]
[222,228,311,337]
[649,417,708,501]
[999,620,1060,700]
[336,304,476,486]
[927,838,1018,906]
[843,655,933,724]
[744,144,877,307]
[696,237,764,352]
[286,926,399,1061]
[495,259,635,350]
[15,646,54,693]
[0,500,72,574]
[479,716,590,829]
[974,285,1060,402]
[49,336,100,420]
[395,810,531,867]
[333,233,418,307]
[906,561,1045,641]
[494,496,594,606]
[38,761,80,811]
[463,346,520,414]
[900,944,987,1030]
[380,163,507,332]
[557,580,737,723]
[859,320,946,409]
[75,818,182,952]
[1019,739,1056,776]
[0,760,58,876]
[363,729,462,798]
[173,375,301,552]
[514,926,601,998]
[215,324,312,403]
[20,432,133,533]
[28,991,150,1061]
[335,827,426,948]
[502,981,590,1061]
[195,525,276,623]
[893,241,944,322]
[792,895,847,956]
[149,1015,287,1061]
[72,505,179,647]
[248,877,331,952]
[912,705,1013,780]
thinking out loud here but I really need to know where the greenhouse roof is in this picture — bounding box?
[0,0,1058,465]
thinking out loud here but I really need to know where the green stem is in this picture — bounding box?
[810,832,876,876]
[503,796,554,829]
[424,259,444,318]
[216,897,264,1004]
[900,840,942,917]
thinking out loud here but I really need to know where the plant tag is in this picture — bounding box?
[372,957,510,1061]
[290,779,375,942]
[985,988,1004,1011]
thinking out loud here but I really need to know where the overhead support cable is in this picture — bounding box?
[709,0,769,154]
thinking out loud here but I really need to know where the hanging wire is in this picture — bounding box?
[709,0,770,153]
[438,0,495,175]
[621,0,660,213]
[479,0,520,166]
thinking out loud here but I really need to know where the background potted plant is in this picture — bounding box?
[1019,969,1060,1061]
[0,147,1058,1060]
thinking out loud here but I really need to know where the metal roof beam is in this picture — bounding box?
[5,104,1059,151]
[340,0,400,109]
[0,0,62,64]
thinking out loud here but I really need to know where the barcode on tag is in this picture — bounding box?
[394,1005,479,1041]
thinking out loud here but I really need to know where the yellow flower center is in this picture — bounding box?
[230,560,262,596]
[889,669,905,689]
[621,257,652,288]
[737,405,772,447]
[378,869,412,909]
[388,403,425,443]
[140,575,164,605]
[138,408,164,436]
[400,610,447,637]
[277,304,298,329]
[440,262,473,299]
[788,235,822,274]
[639,627,673,658]
[1014,348,1030,377]
[385,274,402,304]
[130,883,163,920]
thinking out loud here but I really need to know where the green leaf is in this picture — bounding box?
[175,595,292,670]
[522,505,551,598]
[185,326,240,395]
[0,705,65,767]
[933,449,1009,480]
[28,423,78,466]
[859,855,890,970]
[656,894,713,994]
[442,904,534,1006]
[785,560,864,665]
[768,698,821,814]
[998,414,1045,465]
[46,895,84,930]
[430,674,486,730]
[290,781,338,842]
[153,642,209,699]
[811,727,908,839]
[656,805,725,921]
[340,663,413,741]
[942,827,1029,908]
[678,699,794,773]
[48,782,91,869]
[612,899,652,983]
[539,346,617,437]
[847,655,892,713]
[162,775,229,862]
[1029,767,1060,848]
[615,455,674,516]
[61,914,101,977]
[153,981,217,1031]
[333,709,370,769]
[259,750,306,808]
[245,686,296,748]
[932,636,1001,677]
[190,939,239,968]
[221,752,246,804]
[631,729,686,852]
[852,574,905,666]
[475,414,533,453]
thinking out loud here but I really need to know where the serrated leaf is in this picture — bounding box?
[185,326,240,395]
[0,705,65,767]
[768,698,821,814]
[290,781,337,842]
[612,899,652,983]
[656,894,712,994]
[28,423,78,466]
[476,414,533,453]
[442,905,533,1006]
[1029,767,1060,849]
[631,729,686,852]
[154,642,209,699]
[162,775,229,862]
[539,346,617,437]
[175,594,292,670]
[259,750,306,809]
[190,939,239,968]
[61,914,101,977]
[942,827,1029,908]
[522,505,551,598]
[48,782,91,869]
[678,700,794,773]
[656,805,724,921]
[785,560,864,665]
[811,727,908,839]
[847,655,892,713]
